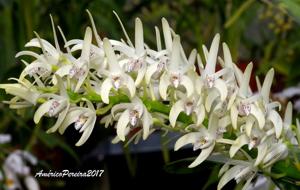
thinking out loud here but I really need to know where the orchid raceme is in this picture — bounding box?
[1,12,300,190]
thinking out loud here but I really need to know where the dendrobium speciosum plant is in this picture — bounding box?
[1,11,300,189]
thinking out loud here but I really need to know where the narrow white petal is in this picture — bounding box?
[250,104,265,129]
[188,49,197,65]
[218,163,230,177]
[76,116,96,146]
[217,165,245,190]
[195,78,203,95]
[227,90,237,110]
[195,104,205,125]
[74,71,88,92]
[116,110,130,141]
[162,18,172,51]
[145,63,158,84]
[113,11,133,47]
[169,100,185,127]
[245,116,255,137]
[197,53,204,73]
[103,38,121,73]
[174,132,201,151]
[239,62,253,97]
[169,35,181,71]
[208,113,219,135]
[86,10,102,46]
[135,18,144,55]
[205,89,219,112]
[50,15,60,52]
[135,66,146,86]
[297,119,300,144]
[214,79,228,101]
[256,76,262,91]
[80,27,92,63]
[233,64,244,88]
[202,45,209,64]
[205,34,220,75]
[268,110,283,138]
[33,101,53,123]
[222,43,234,69]
[229,134,248,158]
[159,72,171,100]
[181,75,194,98]
[124,74,136,98]
[255,143,268,166]
[188,144,214,168]
[284,101,292,129]
[100,78,113,104]
[155,26,162,51]
[261,68,274,103]
[142,109,152,140]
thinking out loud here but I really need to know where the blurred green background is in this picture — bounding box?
[1,0,300,189]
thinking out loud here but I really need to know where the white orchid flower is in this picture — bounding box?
[218,162,257,190]
[261,69,284,138]
[3,150,39,190]
[196,34,228,103]
[54,27,92,92]
[230,63,265,131]
[169,93,205,127]
[64,38,105,73]
[111,18,149,86]
[145,18,173,84]
[229,128,265,159]
[58,100,96,146]
[31,75,69,134]
[33,93,70,133]
[175,114,231,168]
[100,38,136,104]
[17,16,69,81]
[0,82,40,105]
[111,97,152,141]
[159,35,194,100]
[262,141,288,168]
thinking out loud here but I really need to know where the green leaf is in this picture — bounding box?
[202,165,220,190]
[164,157,201,174]
[35,128,80,163]
[224,0,256,28]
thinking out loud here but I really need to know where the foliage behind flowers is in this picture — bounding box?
[0,9,300,190]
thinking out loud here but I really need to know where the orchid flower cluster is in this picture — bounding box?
[0,134,40,190]
[1,11,300,189]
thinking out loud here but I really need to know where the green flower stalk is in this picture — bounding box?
[0,10,300,189]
